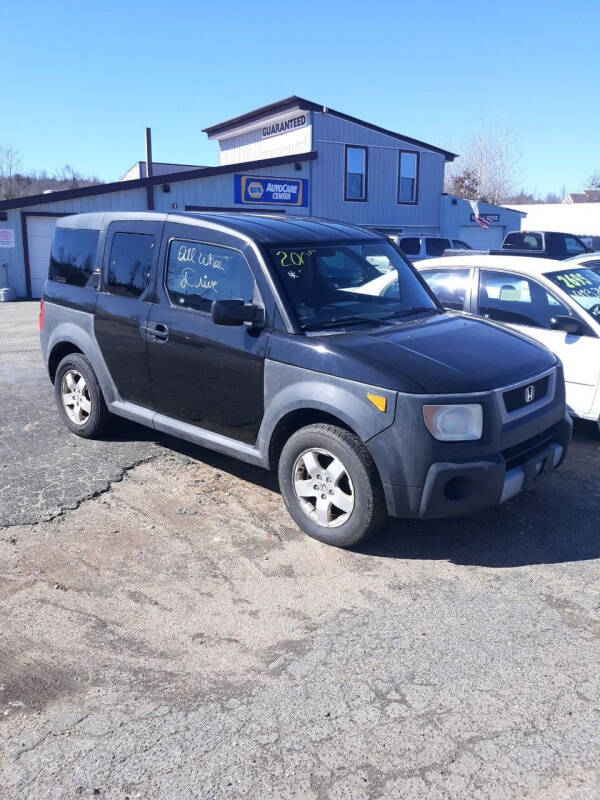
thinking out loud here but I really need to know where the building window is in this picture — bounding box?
[398,151,419,204]
[345,145,368,201]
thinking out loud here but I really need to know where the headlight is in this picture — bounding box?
[423,404,483,441]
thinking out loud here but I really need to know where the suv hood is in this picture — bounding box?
[268,313,557,394]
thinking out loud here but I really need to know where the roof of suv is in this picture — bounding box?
[57,211,381,244]
[417,254,571,276]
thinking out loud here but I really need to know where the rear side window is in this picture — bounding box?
[504,232,542,250]
[421,268,471,311]
[166,239,255,312]
[564,235,587,256]
[49,228,99,287]
[453,240,471,249]
[399,237,420,255]
[425,237,451,256]
[106,233,155,298]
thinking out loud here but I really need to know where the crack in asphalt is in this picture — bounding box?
[0,453,161,531]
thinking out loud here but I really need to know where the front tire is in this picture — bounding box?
[278,423,387,548]
[54,353,112,439]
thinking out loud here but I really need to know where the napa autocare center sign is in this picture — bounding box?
[234,175,308,207]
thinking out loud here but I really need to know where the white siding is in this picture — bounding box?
[458,225,504,249]
[215,112,312,165]
[505,203,600,237]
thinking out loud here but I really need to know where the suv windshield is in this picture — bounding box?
[546,268,600,321]
[265,240,438,330]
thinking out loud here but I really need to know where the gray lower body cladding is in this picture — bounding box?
[366,373,571,519]
[41,299,572,520]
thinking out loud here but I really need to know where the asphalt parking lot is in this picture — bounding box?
[1,301,600,800]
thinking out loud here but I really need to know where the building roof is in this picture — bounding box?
[203,95,457,162]
[564,190,600,204]
[0,151,318,212]
[57,210,382,244]
[119,161,208,181]
[442,193,527,215]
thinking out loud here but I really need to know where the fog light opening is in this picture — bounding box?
[443,476,473,502]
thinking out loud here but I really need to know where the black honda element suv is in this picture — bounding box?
[40,212,571,548]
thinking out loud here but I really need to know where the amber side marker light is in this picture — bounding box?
[366,393,387,412]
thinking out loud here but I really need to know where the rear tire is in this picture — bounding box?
[278,423,387,548]
[54,353,112,439]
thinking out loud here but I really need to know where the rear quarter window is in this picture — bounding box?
[425,238,451,256]
[504,232,542,250]
[399,237,421,256]
[49,228,99,287]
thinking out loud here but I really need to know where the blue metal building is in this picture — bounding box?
[0,96,520,298]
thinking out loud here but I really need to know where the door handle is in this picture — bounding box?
[146,322,169,342]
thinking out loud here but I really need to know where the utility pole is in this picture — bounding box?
[145,127,155,210]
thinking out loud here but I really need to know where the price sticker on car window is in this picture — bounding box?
[555,272,594,290]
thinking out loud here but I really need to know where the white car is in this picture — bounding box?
[412,255,600,425]
[564,252,600,274]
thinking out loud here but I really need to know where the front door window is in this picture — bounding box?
[478,270,570,328]
[166,240,256,311]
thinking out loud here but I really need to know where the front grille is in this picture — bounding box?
[501,425,557,471]
[503,375,549,413]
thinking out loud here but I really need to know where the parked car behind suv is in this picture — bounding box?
[447,231,591,261]
[40,213,571,548]
[396,235,472,260]
[502,230,591,259]
[415,255,600,426]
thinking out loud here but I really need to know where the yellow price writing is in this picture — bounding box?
[276,249,316,268]
[556,272,593,289]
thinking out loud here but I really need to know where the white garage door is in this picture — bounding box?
[27,215,61,297]
[458,225,504,250]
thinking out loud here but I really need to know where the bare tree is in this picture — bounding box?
[446,168,479,200]
[0,145,23,200]
[545,192,562,204]
[445,121,521,204]
[588,171,600,190]
[0,146,102,201]
[585,171,600,201]
[502,189,538,204]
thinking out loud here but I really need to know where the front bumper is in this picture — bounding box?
[414,416,570,519]
[367,367,572,520]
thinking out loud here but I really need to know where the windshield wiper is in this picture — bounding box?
[303,314,390,331]
[383,306,441,320]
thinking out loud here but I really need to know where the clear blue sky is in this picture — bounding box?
[3,0,599,195]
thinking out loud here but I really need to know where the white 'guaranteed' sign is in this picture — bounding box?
[261,114,308,139]
[0,229,15,248]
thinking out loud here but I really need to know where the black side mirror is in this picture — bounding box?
[550,315,585,335]
[211,299,264,327]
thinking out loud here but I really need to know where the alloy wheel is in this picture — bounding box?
[61,369,92,426]
[293,447,355,528]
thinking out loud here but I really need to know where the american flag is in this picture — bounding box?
[469,199,491,230]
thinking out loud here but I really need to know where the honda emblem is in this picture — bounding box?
[524,385,536,403]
